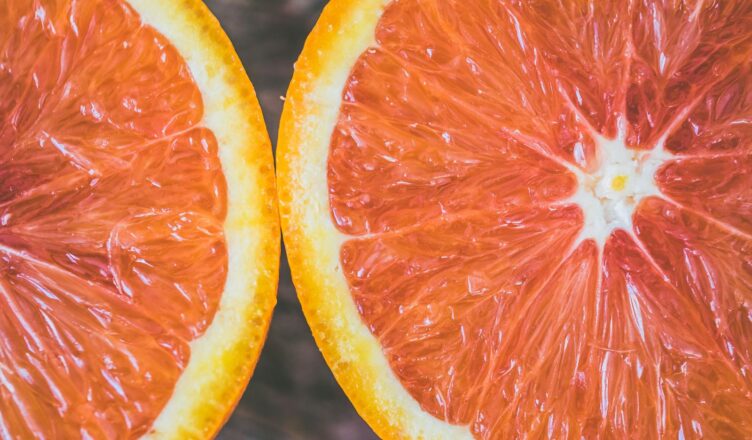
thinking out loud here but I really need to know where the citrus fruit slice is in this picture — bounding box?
[278,0,752,438]
[0,0,279,437]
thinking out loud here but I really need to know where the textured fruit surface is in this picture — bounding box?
[328,0,752,437]
[1,0,227,437]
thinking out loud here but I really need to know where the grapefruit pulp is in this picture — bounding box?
[279,0,752,438]
[0,0,278,438]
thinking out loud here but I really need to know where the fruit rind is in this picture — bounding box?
[278,0,472,438]
[123,0,280,438]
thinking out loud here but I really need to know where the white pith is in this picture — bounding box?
[564,117,673,249]
[122,2,278,438]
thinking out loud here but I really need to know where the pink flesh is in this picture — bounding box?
[0,0,227,437]
[328,0,752,437]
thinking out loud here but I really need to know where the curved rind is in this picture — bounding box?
[124,1,280,438]
[277,0,472,438]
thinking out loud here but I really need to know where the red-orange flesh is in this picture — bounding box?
[328,1,752,437]
[1,0,227,437]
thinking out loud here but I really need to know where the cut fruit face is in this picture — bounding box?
[279,0,752,438]
[0,0,279,438]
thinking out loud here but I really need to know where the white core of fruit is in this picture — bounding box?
[565,121,671,248]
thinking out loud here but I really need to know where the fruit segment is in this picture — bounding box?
[628,1,752,149]
[0,0,227,437]
[328,0,752,437]
[341,207,584,429]
[657,155,752,237]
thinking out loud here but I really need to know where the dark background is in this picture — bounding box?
[202,1,378,439]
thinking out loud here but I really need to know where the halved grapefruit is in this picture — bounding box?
[1,0,278,437]
[278,0,752,438]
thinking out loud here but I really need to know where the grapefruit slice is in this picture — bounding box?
[278,0,752,438]
[0,0,278,437]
